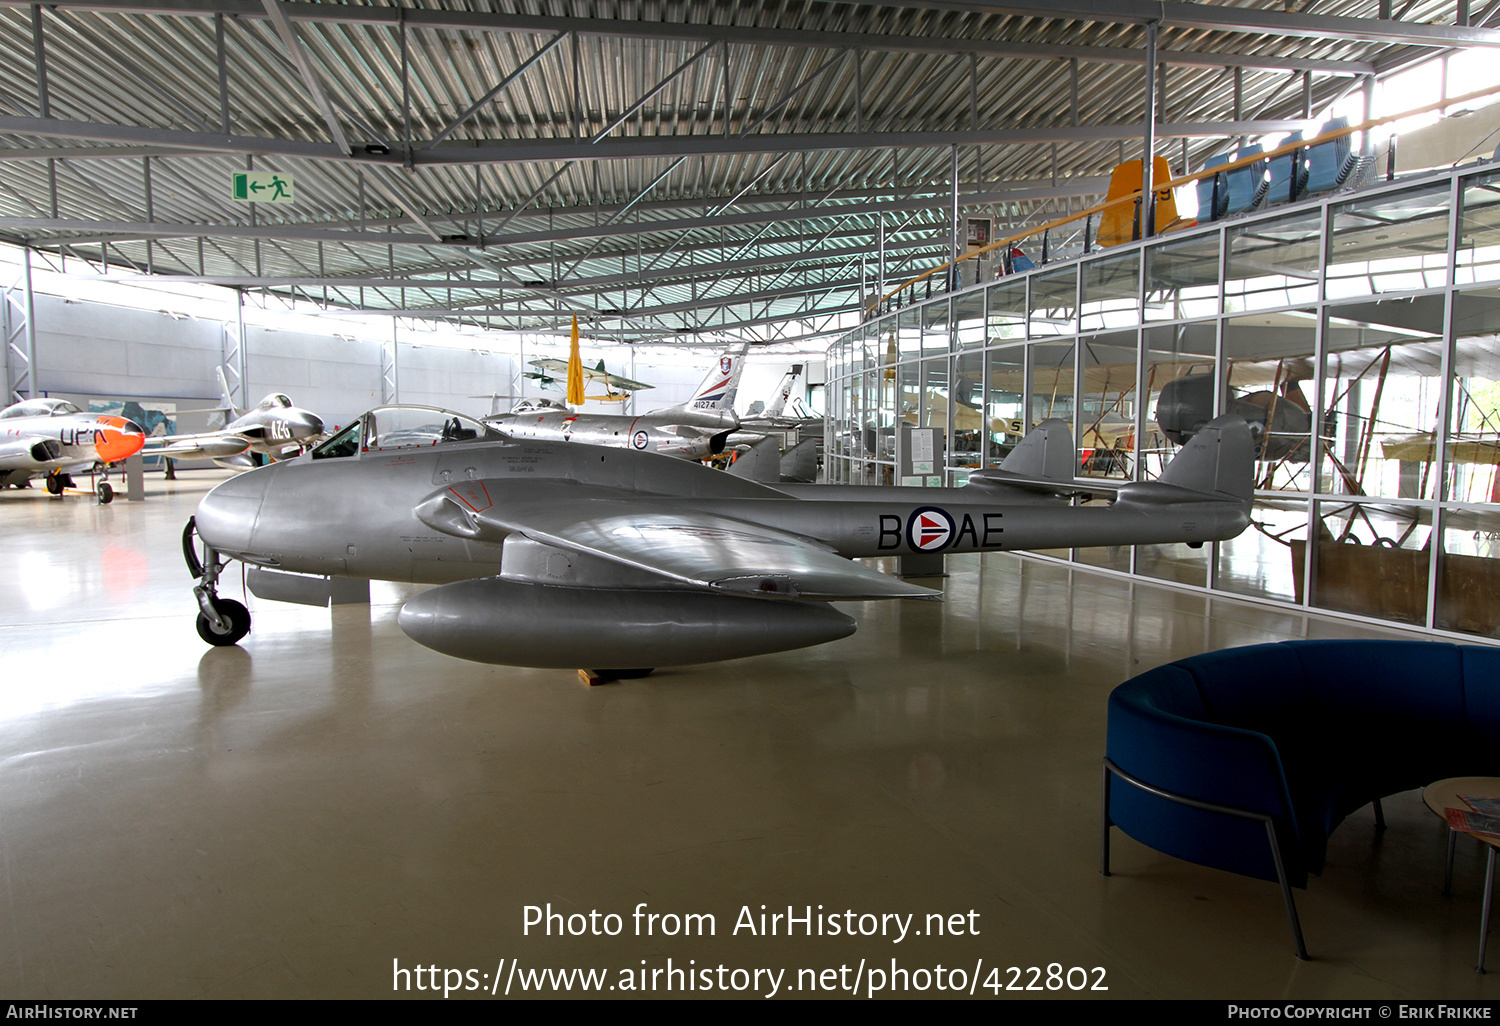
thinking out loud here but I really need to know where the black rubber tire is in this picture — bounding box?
[195,598,251,646]
[97,482,114,504]
[45,474,63,495]
[590,668,655,680]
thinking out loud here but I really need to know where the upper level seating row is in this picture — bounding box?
[1196,118,1372,222]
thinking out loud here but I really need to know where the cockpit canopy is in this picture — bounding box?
[504,397,569,416]
[257,393,293,410]
[311,406,502,459]
[0,398,82,419]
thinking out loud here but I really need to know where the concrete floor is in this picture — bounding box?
[1,470,1497,1000]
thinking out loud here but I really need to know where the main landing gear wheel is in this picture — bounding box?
[97,481,114,504]
[196,598,251,646]
[45,474,63,495]
[591,668,655,680]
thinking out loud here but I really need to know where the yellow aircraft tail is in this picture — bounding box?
[1097,156,1181,247]
[565,317,585,406]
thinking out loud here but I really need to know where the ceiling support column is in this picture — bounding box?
[382,318,399,404]
[3,247,36,404]
[1143,20,1158,238]
[222,287,246,410]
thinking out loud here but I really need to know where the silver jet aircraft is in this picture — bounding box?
[145,368,325,470]
[0,397,145,502]
[184,405,1254,673]
[483,348,748,460]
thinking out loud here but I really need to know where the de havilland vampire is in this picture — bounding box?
[185,404,1254,673]
[0,397,145,502]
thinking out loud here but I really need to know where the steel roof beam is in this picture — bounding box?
[257,0,350,155]
[418,121,1310,165]
[114,234,942,293]
[119,217,952,283]
[7,178,1091,248]
[333,294,867,338]
[424,30,569,151]
[0,1,1382,74]
[825,0,1500,48]
[213,176,1112,238]
[0,114,1308,166]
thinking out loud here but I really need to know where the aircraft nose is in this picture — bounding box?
[95,417,146,462]
[295,411,325,439]
[194,468,271,555]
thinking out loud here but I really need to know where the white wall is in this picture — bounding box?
[21,290,826,426]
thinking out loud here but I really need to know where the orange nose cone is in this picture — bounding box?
[95,417,145,463]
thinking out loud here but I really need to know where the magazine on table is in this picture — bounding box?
[1445,795,1500,838]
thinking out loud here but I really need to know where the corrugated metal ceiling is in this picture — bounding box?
[0,0,1482,345]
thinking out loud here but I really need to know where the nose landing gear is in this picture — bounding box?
[42,470,114,502]
[195,596,250,646]
[183,517,251,646]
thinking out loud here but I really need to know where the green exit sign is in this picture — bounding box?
[230,171,295,203]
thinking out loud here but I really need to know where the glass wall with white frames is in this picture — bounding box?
[826,160,1500,643]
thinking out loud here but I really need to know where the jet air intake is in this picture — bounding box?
[397,578,856,667]
[0,437,64,466]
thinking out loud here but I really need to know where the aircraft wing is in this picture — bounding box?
[584,366,653,392]
[528,358,653,393]
[142,432,252,460]
[415,482,938,601]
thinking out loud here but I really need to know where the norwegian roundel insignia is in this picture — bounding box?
[906,507,955,552]
[632,430,650,450]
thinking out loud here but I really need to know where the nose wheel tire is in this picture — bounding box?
[196,598,251,646]
[45,474,63,495]
[97,482,113,504]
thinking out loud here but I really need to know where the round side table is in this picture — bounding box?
[1424,776,1500,974]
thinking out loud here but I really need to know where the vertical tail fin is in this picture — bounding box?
[764,364,803,420]
[216,366,236,411]
[725,436,781,483]
[999,418,1075,482]
[565,316,585,406]
[679,345,748,413]
[1155,413,1254,502]
[779,437,819,482]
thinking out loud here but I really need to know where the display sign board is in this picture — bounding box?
[231,171,295,203]
[898,425,946,486]
[965,217,993,251]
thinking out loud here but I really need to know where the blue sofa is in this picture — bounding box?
[1102,640,1500,959]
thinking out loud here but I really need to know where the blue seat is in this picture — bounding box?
[1103,639,1500,961]
[1263,131,1305,206]
[1302,117,1359,197]
[1223,144,1268,214]
[1194,151,1235,222]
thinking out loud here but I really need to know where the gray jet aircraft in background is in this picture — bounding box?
[184,405,1254,674]
[483,348,749,460]
[145,368,325,470]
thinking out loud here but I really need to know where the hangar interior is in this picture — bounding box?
[6,0,1500,1001]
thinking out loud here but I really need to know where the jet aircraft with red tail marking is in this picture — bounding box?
[484,346,752,460]
[0,397,145,502]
